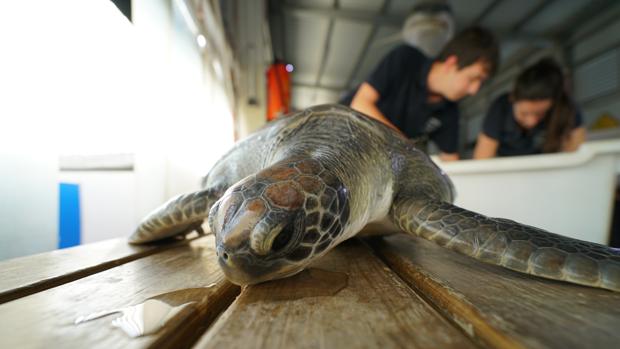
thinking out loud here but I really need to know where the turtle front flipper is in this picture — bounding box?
[129,188,223,244]
[391,198,620,292]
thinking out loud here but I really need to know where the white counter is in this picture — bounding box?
[434,139,620,244]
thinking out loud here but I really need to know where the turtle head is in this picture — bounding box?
[208,158,349,285]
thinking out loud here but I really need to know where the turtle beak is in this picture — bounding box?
[213,192,268,249]
[216,248,291,285]
[220,206,261,251]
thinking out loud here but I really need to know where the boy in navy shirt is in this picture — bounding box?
[344,27,499,161]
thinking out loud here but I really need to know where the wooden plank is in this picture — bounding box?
[0,235,240,349]
[193,239,478,349]
[0,236,194,304]
[371,234,620,349]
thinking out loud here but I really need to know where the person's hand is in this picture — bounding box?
[473,133,498,159]
[439,153,459,161]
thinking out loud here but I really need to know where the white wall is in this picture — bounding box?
[233,0,272,138]
[59,172,136,244]
[0,154,58,260]
[0,0,236,258]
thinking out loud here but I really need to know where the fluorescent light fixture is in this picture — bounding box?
[197,34,206,48]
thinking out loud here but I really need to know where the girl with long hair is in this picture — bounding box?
[474,58,586,158]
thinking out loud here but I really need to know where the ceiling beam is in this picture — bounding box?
[472,0,502,26]
[556,0,619,42]
[559,0,620,67]
[293,82,344,93]
[267,0,286,61]
[500,33,557,47]
[279,1,286,62]
[511,0,555,32]
[344,0,392,91]
[311,1,338,103]
[282,4,404,28]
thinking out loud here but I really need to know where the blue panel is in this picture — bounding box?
[59,183,81,248]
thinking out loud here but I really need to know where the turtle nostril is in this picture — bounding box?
[222,252,229,260]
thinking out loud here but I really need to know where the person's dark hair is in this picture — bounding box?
[436,26,499,76]
[511,57,576,153]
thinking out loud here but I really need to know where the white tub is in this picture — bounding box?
[434,139,620,244]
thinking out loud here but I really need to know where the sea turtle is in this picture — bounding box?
[129,104,620,291]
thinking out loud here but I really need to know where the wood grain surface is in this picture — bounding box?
[193,239,478,349]
[0,235,239,349]
[371,234,620,349]
[0,237,194,304]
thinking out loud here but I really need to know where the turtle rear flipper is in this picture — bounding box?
[129,188,222,244]
[391,197,620,292]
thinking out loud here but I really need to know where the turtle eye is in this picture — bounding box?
[271,220,295,252]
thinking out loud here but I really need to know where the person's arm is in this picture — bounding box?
[474,94,506,159]
[439,152,459,161]
[473,133,499,159]
[428,103,461,162]
[562,126,586,152]
[350,82,402,134]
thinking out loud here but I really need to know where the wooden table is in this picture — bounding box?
[1,233,619,349]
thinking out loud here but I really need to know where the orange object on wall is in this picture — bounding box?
[266,62,290,121]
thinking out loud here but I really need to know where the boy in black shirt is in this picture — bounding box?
[345,27,499,161]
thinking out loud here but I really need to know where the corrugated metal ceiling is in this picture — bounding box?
[268,0,613,109]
